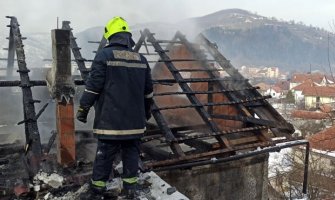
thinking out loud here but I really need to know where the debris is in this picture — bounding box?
[166,187,176,195]
[106,177,122,195]
[13,180,29,197]
[43,183,89,200]
[34,171,64,189]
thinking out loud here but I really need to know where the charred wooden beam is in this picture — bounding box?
[160,126,268,143]
[0,79,85,87]
[208,82,214,115]
[152,96,272,111]
[0,58,16,61]
[151,103,185,157]
[156,58,215,62]
[0,143,24,155]
[153,86,260,96]
[154,40,183,44]
[141,143,173,161]
[0,158,9,165]
[143,28,232,149]
[87,38,107,52]
[211,114,277,127]
[44,131,57,154]
[144,124,208,136]
[134,31,186,157]
[172,68,224,72]
[179,137,213,152]
[176,32,254,116]
[195,33,295,136]
[152,77,247,84]
[145,140,272,169]
[10,16,42,175]
[96,36,107,52]
[133,30,146,53]
[62,21,89,81]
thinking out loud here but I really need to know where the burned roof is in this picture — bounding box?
[0,17,304,198]
[133,29,295,169]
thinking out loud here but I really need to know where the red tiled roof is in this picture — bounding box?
[271,86,282,93]
[291,79,318,91]
[308,126,335,151]
[291,73,325,84]
[302,86,335,97]
[291,110,330,119]
[274,80,290,90]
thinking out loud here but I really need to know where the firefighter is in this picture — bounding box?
[76,16,153,199]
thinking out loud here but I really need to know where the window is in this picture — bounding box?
[316,96,320,107]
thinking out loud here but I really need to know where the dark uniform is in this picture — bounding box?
[78,31,153,193]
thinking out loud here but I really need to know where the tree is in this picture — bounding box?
[268,147,335,199]
[285,90,295,104]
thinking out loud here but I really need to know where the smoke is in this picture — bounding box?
[0,0,334,34]
[0,0,190,33]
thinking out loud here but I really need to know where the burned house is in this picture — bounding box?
[0,16,310,200]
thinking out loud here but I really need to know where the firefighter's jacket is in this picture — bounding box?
[80,33,153,140]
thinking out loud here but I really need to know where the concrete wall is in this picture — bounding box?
[158,154,269,200]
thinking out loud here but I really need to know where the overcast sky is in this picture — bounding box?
[0,0,334,34]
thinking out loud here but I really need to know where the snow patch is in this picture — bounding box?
[147,171,189,200]
[268,148,292,178]
[43,183,89,200]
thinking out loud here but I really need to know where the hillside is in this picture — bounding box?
[196,9,333,71]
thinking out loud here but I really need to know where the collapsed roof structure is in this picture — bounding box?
[0,16,310,199]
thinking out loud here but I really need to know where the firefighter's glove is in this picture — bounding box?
[76,106,90,123]
[145,98,153,121]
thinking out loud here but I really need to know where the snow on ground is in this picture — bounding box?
[41,171,189,200]
[310,148,335,158]
[268,147,292,178]
[145,171,189,200]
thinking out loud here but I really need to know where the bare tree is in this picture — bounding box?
[268,147,335,199]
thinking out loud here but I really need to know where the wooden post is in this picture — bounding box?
[47,29,75,166]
